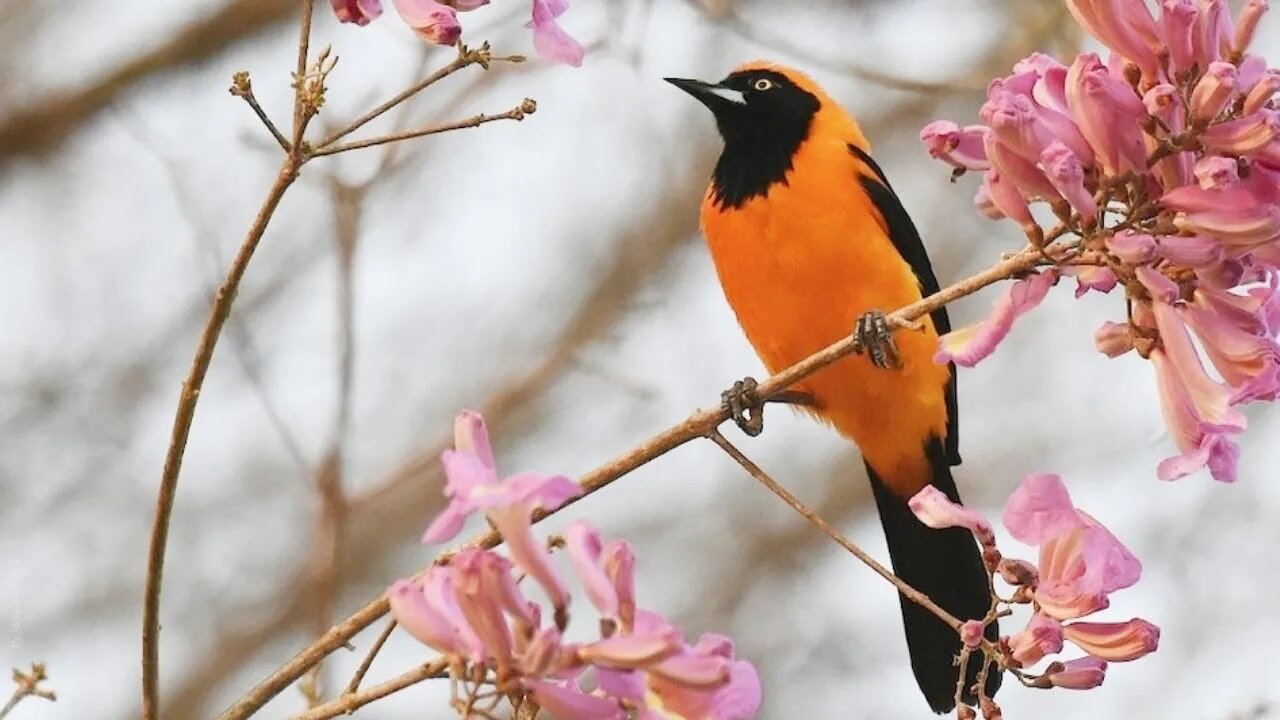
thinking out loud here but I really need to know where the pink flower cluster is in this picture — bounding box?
[389,411,762,719]
[329,0,583,66]
[910,474,1159,692]
[921,0,1280,483]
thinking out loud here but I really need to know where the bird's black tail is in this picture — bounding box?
[866,440,1000,714]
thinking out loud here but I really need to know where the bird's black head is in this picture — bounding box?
[665,67,821,208]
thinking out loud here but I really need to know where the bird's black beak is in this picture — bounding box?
[664,77,746,114]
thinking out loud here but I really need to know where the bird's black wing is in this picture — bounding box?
[847,144,960,465]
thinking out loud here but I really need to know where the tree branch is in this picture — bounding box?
[215,240,1070,719]
[289,660,450,720]
[310,102,536,157]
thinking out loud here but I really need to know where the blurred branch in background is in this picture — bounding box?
[0,0,295,171]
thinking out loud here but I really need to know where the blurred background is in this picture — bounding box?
[1,0,1277,717]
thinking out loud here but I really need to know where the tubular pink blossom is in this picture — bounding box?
[973,183,1003,221]
[331,0,383,24]
[1007,613,1065,667]
[1068,265,1119,297]
[454,408,496,469]
[1152,300,1247,428]
[1106,232,1157,263]
[920,120,992,171]
[566,521,618,619]
[959,620,986,648]
[1094,321,1135,357]
[1199,109,1280,156]
[1064,619,1160,661]
[1045,657,1107,689]
[1234,0,1270,55]
[1136,266,1180,303]
[1159,0,1199,73]
[530,0,583,66]
[1193,0,1234,65]
[392,0,461,45]
[935,270,1059,367]
[579,628,682,668]
[520,626,563,676]
[603,541,637,631]
[1163,180,1280,247]
[1066,54,1149,176]
[1065,0,1161,78]
[1243,70,1280,116]
[648,653,732,689]
[981,169,1038,233]
[1194,156,1240,190]
[452,550,518,663]
[1182,291,1280,400]
[1002,473,1081,545]
[1157,234,1224,267]
[1190,62,1239,122]
[908,486,995,544]
[525,680,626,720]
[985,135,1063,201]
[1041,142,1099,222]
[388,577,475,659]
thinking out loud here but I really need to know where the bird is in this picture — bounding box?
[666,62,999,713]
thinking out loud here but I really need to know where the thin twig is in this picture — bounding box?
[1,664,56,720]
[215,240,1068,720]
[705,429,962,628]
[142,155,302,720]
[289,660,450,720]
[230,72,290,152]
[310,103,536,157]
[291,0,316,147]
[143,4,317,716]
[344,620,398,696]
[317,47,502,148]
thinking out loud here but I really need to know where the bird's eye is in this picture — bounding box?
[754,78,773,91]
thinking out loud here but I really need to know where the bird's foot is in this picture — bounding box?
[852,309,903,370]
[721,377,817,437]
[722,377,765,437]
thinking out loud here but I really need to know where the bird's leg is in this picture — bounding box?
[852,309,903,370]
[721,377,817,437]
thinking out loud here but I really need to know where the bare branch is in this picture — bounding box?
[289,660,450,720]
[230,71,291,152]
[310,102,537,157]
[1,663,56,720]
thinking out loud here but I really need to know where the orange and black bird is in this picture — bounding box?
[667,62,999,713]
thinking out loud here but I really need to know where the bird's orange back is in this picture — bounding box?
[698,62,951,495]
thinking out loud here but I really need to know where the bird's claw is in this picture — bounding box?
[852,309,903,370]
[721,377,765,437]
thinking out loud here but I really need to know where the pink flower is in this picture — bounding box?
[1065,54,1148,176]
[1235,0,1271,56]
[1041,142,1098,222]
[935,270,1059,367]
[1106,232,1157,263]
[1199,110,1280,157]
[422,411,581,613]
[529,0,583,66]
[1195,156,1240,190]
[908,485,995,545]
[959,620,986,648]
[979,168,1038,234]
[1067,265,1119,297]
[1162,178,1280,248]
[1159,0,1199,74]
[1007,613,1065,667]
[1003,474,1141,620]
[1194,0,1234,65]
[1183,288,1280,402]
[985,134,1063,202]
[392,0,461,45]
[1190,62,1238,122]
[644,633,762,720]
[330,0,383,24]
[566,521,635,624]
[525,680,626,720]
[1063,619,1160,662]
[1094,321,1134,358]
[1244,70,1280,116]
[1064,0,1161,78]
[1157,235,1224,267]
[1149,300,1247,481]
[920,121,991,171]
[1044,657,1107,689]
[388,568,486,661]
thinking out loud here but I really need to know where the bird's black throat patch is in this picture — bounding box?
[708,70,820,210]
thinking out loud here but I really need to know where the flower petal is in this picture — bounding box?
[1001,473,1081,545]
[935,270,1058,367]
[1064,619,1160,662]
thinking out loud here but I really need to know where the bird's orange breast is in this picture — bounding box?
[701,135,950,492]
